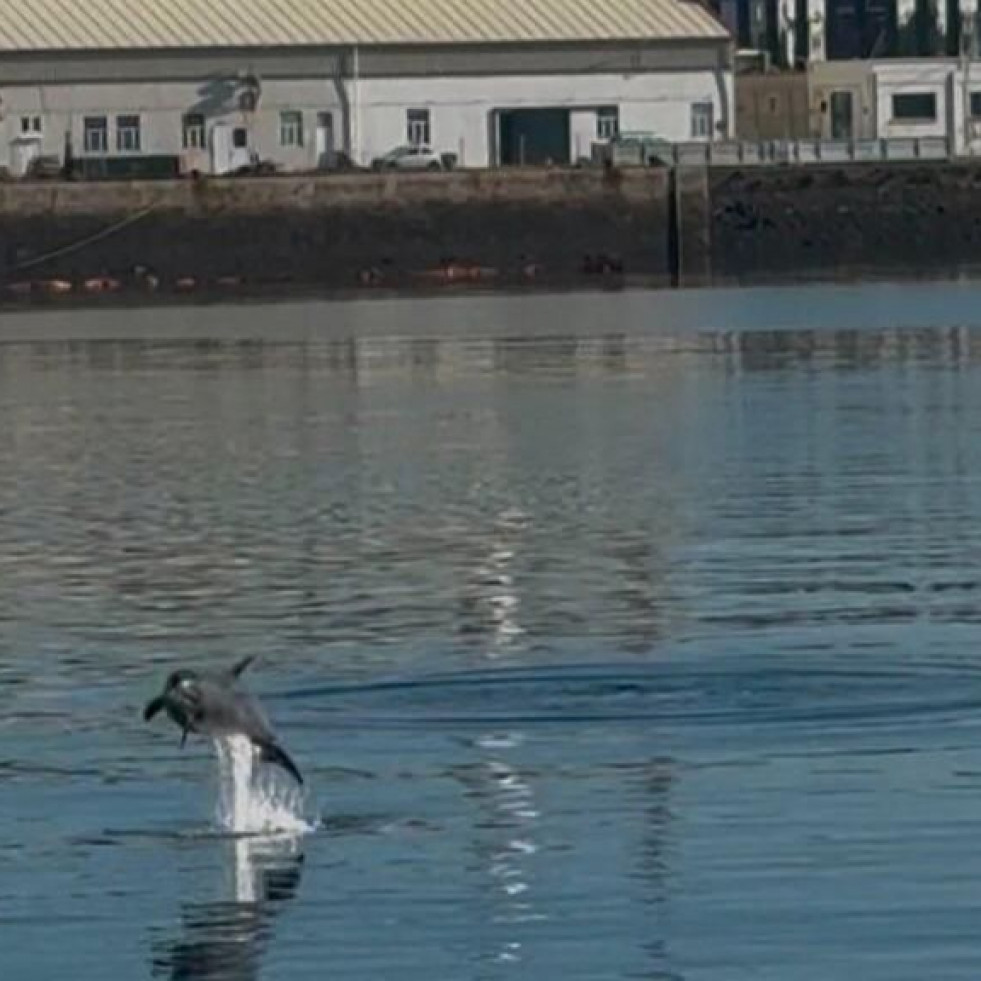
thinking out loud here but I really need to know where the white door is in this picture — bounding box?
[211,124,252,173]
[10,138,40,177]
[230,127,252,171]
[315,112,334,168]
[211,123,233,174]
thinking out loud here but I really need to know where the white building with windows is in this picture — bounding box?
[811,59,981,155]
[0,0,732,176]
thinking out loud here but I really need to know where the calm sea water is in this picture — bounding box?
[5,283,981,980]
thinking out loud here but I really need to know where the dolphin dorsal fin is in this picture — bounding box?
[229,655,255,679]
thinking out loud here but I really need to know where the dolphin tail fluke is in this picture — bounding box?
[144,695,166,721]
[257,740,304,786]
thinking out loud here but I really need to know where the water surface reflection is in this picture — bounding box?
[150,837,305,981]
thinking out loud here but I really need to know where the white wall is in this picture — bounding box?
[873,63,954,142]
[353,71,730,166]
[0,66,733,173]
[1,78,343,172]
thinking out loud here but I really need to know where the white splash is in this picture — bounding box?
[213,735,314,836]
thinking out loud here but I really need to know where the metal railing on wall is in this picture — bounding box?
[670,136,952,167]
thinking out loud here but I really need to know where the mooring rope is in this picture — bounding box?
[10,200,160,273]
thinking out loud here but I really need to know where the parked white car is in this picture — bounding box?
[371,144,447,171]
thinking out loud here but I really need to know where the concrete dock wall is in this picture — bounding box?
[2,162,981,302]
[0,169,672,296]
[709,163,981,284]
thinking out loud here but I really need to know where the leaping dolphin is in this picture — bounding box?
[144,657,303,785]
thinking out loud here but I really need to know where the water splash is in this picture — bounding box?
[213,735,314,835]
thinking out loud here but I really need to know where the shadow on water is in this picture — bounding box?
[149,835,305,981]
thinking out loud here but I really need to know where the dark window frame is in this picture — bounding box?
[116,113,142,153]
[83,115,108,154]
[596,106,619,140]
[406,108,431,146]
[891,92,938,122]
[182,113,206,150]
[279,110,304,148]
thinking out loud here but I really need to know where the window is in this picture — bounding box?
[232,127,248,149]
[406,108,431,146]
[182,113,205,150]
[892,92,937,121]
[116,114,142,152]
[596,106,619,141]
[20,115,42,136]
[690,101,714,139]
[280,111,303,147]
[83,116,108,153]
[970,92,981,118]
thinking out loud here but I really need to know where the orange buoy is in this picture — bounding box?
[83,277,120,294]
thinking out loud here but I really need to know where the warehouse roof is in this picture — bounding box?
[0,0,727,52]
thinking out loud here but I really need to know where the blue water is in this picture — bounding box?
[4,283,981,979]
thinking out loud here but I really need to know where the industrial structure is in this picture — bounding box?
[718,0,980,67]
[0,0,734,176]
[725,0,981,156]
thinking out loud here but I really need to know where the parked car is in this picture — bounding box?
[317,150,361,172]
[371,144,446,171]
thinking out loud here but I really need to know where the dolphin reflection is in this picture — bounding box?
[151,835,305,981]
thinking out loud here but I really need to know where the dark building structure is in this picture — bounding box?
[825,0,896,58]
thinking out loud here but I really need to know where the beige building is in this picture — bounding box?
[735,71,811,141]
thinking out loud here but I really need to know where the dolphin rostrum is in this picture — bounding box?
[144,657,303,785]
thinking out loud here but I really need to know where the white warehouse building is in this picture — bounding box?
[0,0,732,176]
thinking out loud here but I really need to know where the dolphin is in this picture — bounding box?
[144,657,303,785]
